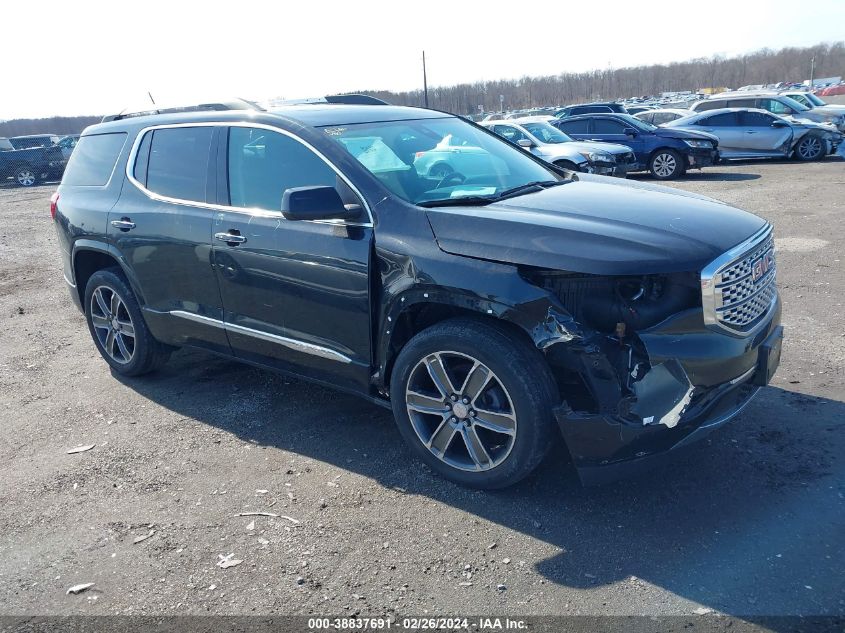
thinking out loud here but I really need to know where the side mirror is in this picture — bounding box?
[517,138,534,148]
[771,119,789,127]
[623,127,638,137]
[281,186,359,221]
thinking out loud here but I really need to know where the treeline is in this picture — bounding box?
[359,41,845,115]
[0,115,101,137]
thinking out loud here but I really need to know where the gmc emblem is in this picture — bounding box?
[751,249,775,283]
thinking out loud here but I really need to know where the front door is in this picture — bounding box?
[212,125,373,392]
[109,125,229,353]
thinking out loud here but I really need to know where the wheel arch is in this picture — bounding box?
[71,241,144,307]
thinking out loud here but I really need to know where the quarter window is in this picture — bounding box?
[227,127,339,212]
[62,133,127,186]
[145,127,213,202]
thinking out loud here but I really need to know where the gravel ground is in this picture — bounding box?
[0,156,843,619]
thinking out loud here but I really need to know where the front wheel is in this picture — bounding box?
[794,134,825,161]
[84,268,171,376]
[649,149,684,180]
[13,165,38,187]
[390,319,557,489]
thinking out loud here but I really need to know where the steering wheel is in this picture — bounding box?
[436,171,466,189]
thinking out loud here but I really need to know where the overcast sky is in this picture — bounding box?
[3,0,844,120]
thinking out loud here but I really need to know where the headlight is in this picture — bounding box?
[683,139,712,148]
[580,151,613,163]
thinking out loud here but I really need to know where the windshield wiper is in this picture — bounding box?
[419,196,497,208]
[494,180,565,200]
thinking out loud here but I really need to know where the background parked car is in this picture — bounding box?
[56,135,80,160]
[665,108,841,161]
[690,92,845,132]
[550,113,718,179]
[555,102,628,118]
[7,134,60,150]
[634,108,693,126]
[777,90,845,120]
[0,136,66,186]
[481,118,636,176]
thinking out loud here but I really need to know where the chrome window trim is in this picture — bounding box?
[700,224,777,337]
[124,121,374,228]
[169,310,352,364]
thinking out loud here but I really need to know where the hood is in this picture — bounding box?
[563,140,633,156]
[426,175,766,275]
[653,127,719,143]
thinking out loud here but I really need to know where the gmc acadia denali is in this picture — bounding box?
[53,99,783,488]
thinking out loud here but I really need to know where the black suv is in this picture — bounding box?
[53,101,783,488]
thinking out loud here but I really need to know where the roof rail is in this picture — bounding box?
[102,97,264,122]
[268,94,389,107]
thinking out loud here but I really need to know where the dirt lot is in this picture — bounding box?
[0,156,843,620]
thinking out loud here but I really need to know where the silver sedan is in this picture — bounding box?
[665,108,842,161]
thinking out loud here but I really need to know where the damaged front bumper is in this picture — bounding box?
[552,297,783,485]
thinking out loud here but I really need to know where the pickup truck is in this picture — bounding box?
[0,137,66,186]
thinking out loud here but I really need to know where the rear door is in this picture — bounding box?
[110,125,229,353]
[212,125,373,391]
[556,118,591,140]
[694,112,744,155]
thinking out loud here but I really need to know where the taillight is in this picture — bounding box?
[50,191,59,220]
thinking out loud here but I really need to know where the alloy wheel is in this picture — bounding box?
[90,285,136,364]
[405,351,517,472]
[798,136,822,160]
[15,169,36,186]
[652,153,677,178]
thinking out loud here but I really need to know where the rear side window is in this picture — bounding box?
[694,101,721,112]
[559,119,590,134]
[699,112,738,127]
[593,119,626,134]
[62,133,127,186]
[145,127,214,202]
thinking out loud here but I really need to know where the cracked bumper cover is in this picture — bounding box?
[552,297,782,485]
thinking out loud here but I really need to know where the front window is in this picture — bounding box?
[616,114,658,132]
[323,117,560,207]
[520,122,573,143]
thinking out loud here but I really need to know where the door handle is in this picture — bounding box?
[746,131,757,134]
[110,218,136,231]
[215,231,247,245]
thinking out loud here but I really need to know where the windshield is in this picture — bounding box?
[520,122,573,143]
[805,93,826,107]
[324,117,561,206]
[779,96,810,112]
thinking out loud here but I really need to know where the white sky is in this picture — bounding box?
[3,0,844,120]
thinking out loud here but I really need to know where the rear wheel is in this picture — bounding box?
[795,134,824,161]
[649,149,683,180]
[13,165,38,187]
[84,268,171,376]
[390,318,557,489]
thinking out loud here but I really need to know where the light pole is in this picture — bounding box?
[422,51,429,108]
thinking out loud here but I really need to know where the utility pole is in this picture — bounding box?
[809,54,816,87]
[422,51,429,108]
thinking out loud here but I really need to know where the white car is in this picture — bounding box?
[634,109,693,126]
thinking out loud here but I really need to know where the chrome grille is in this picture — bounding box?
[702,228,778,334]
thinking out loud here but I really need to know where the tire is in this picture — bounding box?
[553,160,579,171]
[13,165,38,187]
[84,267,171,376]
[794,134,825,161]
[389,318,557,489]
[648,149,684,180]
